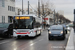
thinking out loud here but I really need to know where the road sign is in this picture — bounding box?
[43,18,48,20]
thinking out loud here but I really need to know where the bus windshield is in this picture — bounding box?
[13,16,33,29]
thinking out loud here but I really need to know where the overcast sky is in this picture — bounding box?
[15,0,75,21]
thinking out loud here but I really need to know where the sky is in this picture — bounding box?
[15,0,75,21]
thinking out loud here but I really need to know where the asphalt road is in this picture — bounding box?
[0,30,69,50]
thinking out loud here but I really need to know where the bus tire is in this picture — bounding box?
[17,36,21,39]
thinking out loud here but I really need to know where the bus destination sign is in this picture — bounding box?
[15,16,30,19]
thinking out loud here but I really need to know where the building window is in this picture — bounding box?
[2,16,3,23]
[8,6,10,11]
[10,6,11,11]
[2,0,5,7]
[13,7,15,11]
[8,6,15,12]
[8,16,12,23]
[2,16,5,23]
[12,7,13,11]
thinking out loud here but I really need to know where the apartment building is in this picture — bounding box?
[0,0,15,23]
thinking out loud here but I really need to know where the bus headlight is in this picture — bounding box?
[13,31,17,33]
[61,31,63,34]
[31,32,33,33]
[30,31,33,33]
[48,31,51,34]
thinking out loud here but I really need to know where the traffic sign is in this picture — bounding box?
[43,18,48,20]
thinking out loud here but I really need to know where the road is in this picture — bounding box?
[0,30,69,50]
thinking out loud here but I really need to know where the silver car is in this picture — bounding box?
[48,25,66,40]
[66,25,71,31]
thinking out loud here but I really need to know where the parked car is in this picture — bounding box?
[61,24,67,34]
[68,23,74,27]
[66,25,71,31]
[48,25,66,40]
[0,23,13,38]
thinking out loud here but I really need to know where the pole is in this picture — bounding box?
[22,0,23,15]
[42,4,45,29]
[38,0,40,17]
[28,1,29,14]
[60,18,61,24]
[73,9,75,32]
[74,9,75,26]
[57,13,58,24]
[40,0,43,29]
[54,10,55,24]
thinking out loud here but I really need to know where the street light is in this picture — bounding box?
[22,0,23,15]
[28,1,29,15]
[38,0,40,17]
[53,9,55,25]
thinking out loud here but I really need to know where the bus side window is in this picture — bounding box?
[33,17,35,23]
[34,22,41,28]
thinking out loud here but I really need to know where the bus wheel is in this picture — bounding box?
[17,36,21,39]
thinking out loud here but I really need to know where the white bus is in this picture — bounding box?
[13,15,42,38]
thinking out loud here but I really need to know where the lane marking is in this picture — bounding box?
[0,38,15,45]
[19,36,46,50]
[30,39,43,46]
[19,38,44,48]
[18,42,30,48]
[30,43,34,46]
[0,41,10,44]
[20,36,47,50]
[22,39,44,50]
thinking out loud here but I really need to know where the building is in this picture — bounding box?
[0,0,15,23]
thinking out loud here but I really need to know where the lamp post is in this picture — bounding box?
[57,12,58,24]
[22,0,23,15]
[42,4,45,29]
[54,10,55,25]
[28,1,29,14]
[38,0,40,17]
[73,9,75,32]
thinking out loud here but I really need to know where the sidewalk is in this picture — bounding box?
[74,32,75,50]
[72,29,75,50]
[66,28,75,50]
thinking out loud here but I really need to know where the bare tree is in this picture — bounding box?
[42,0,54,17]
[36,0,55,17]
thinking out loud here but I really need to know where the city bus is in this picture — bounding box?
[13,15,42,38]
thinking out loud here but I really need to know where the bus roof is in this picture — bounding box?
[14,14,37,17]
